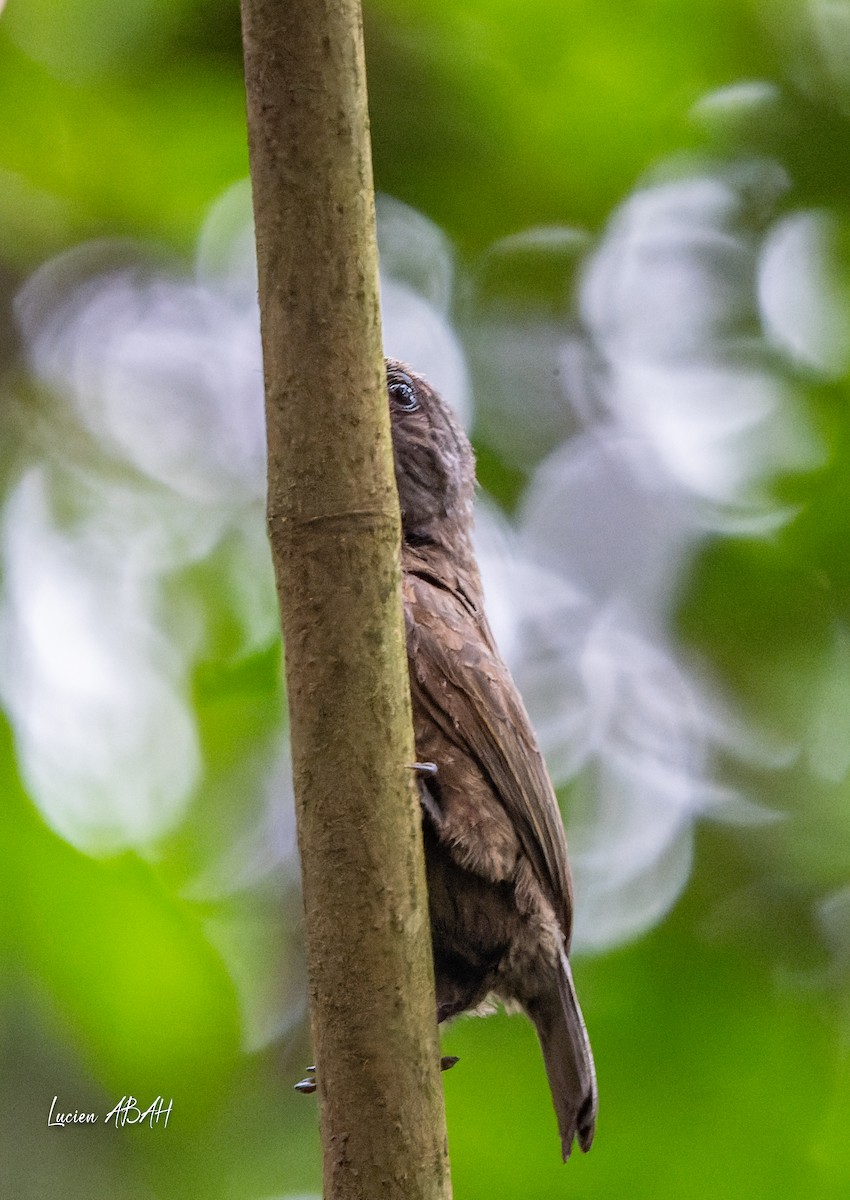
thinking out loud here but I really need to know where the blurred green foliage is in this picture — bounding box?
[3,0,850,1197]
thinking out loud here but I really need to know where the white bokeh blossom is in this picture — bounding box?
[2,166,834,973]
[3,184,469,862]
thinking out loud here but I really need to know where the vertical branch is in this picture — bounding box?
[239,2,452,1198]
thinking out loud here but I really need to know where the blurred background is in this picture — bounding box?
[2,0,850,1196]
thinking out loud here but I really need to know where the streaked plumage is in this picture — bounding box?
[387,359,598,1159]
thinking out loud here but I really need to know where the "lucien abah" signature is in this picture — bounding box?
[47,1095,172,1128]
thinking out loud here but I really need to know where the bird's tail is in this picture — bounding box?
[528,950,598,1161]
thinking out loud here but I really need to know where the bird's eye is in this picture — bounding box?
[389,378,419,412]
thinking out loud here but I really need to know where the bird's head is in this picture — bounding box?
[385,359,475,548]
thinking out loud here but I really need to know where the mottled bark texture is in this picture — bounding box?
[239,3,452,1198]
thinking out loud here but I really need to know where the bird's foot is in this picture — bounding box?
[410,761,438,776]
[411,762,444,826]
[295,1057,456,1094]
[294,1065,316,1094]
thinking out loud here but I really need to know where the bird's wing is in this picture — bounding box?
[404,568,574,939]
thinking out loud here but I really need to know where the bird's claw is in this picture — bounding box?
[294,1065,317,1094]
[410,761,438,776]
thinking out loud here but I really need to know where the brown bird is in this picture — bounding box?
[386,359,598,1160]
